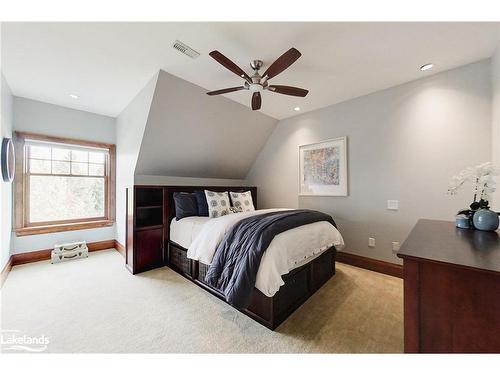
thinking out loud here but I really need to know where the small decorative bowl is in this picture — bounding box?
[455,214,470,229]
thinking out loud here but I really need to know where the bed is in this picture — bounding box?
[164,186,344,330]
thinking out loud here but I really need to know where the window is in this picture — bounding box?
[14,132,115,236]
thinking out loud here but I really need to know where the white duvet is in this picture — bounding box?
[187,209,344,297]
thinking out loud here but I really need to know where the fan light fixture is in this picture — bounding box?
[207,48,309,111]
[420,63,434,71]
[294,107,301,111]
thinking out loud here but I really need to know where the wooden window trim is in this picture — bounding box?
[14,131,116,237]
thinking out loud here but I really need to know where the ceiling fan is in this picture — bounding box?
[206,48,309,110]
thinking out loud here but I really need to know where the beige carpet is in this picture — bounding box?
[1,249,403,353]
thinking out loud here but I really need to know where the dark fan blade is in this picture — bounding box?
[251,92,262,110]
[207,86,246,96]
[209,51,251,81]
[262,48,302,80]
[268,85,309,97]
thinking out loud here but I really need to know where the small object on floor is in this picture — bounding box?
[51,241,89,263]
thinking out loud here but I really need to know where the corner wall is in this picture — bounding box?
[115,73,158,246]
[1,73,13,270]
[247,60,492,264]
[492,44,500,211]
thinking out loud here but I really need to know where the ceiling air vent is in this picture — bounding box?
[172,40,200,59]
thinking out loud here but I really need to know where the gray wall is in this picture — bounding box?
[115,73,158,246]
[135,70,277,179]
[492,45,500,211]
[11,97,116,254]
[135,174,246,186]
[1,73,13,270]
[247,60,492,264]
[14,97,115,143]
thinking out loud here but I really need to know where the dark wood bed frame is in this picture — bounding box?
[126,185,336,330]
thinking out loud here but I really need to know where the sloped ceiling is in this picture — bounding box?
[134,70,277,179]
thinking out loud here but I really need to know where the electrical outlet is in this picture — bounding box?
[392,241,400,254]
[368,237,376,248]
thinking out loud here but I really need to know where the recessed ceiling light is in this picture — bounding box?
[420,63,433,71]
[294,107,301,111]
[69,94,79,99]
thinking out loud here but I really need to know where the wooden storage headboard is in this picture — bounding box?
[164,185,257,242]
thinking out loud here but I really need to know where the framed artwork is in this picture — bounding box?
[299,136,348,196]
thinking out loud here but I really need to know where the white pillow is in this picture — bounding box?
[230,191,255,212]
[204,190,231,218]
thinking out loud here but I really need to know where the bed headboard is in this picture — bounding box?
[163,185,257,242]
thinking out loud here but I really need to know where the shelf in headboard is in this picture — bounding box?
[135,187,163,207]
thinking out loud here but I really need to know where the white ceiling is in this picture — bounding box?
[2,22,500,120]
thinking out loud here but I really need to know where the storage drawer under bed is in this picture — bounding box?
[274,266,310,317]
[168,242,192,277]
[198,261,209,282]
[196,249,335,320]
[196,249,334,287]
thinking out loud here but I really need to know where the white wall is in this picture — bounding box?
[11,97,116,254]
[247,60,492,264]
[115,73,158,246]
[1,74,13,270]
[492,45,500,211]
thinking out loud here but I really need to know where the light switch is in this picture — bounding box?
[387,200,399,210]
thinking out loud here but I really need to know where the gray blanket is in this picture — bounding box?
[205,209,337,308]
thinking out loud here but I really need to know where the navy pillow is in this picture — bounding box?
[194,190,209,217]
[173,192,198,220]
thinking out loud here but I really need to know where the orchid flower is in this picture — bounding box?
[447,162,499,208]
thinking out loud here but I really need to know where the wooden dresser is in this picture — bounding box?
[398,219,500,353]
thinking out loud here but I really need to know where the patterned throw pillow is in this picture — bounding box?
[228,206,243,214]
[204,190,231,218]
[229,191,255,212]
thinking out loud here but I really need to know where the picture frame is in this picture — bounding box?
[299,136,348,196]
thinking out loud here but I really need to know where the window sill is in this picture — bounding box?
[15,220,114,237]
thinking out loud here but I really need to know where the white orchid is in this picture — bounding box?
[447,162,499,207]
